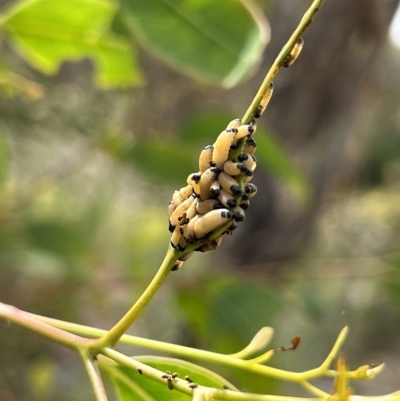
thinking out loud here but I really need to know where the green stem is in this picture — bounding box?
[91,246,180,348]
[30,313,349,384]
[241,0,325,125]
[81,351,109,401]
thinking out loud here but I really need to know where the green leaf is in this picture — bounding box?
[2,0,142,88]
[107,356,237,401]
[0,127,9,190]
[119,0,269,87]
[209,282,281,354]
[178,113,235,146]
[26,220,91,257]
[255,127,311,203]
[127,138,198,185]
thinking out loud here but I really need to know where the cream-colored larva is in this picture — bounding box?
[199,145,214,174]
[172,190,183,208]
[244,137,257,156]
[171,227,182,249]
[182,198,198,222]
[233,207,245,222]
[226,118,242,129]
[167,202,175,218]
[231,125,255,145]
[169,195,195,228]
[218,189,237,209]
[223,161,253,177]
[193,209,234,239]
[240,199,250,209]
[242,155,257,171]
[255,82,274,118]
[212,129,237,168]
[179,184,193,200]
[196,199,221,215]
[218,171,242,196]
[210,180,221,198]
[196,235,223,252]
[283,37,304,68]
[245,183,257,198]
[178,250,194,262]
[178,233,187,251]
[185,214,200,241]
[199,167,220,200]
[187,172,201,196]
[171,260,184,271]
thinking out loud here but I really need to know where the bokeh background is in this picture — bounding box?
[1,0,400,400]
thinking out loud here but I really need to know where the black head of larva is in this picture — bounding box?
[227,199,237,208]
[210,167,222,175]
[212,202,225,210]
[233,212,245,222]
[191,173,201,183]
[246,137,257,147]
[238,164,253,176]
[221,210,233,219]
[237,153,249,162]
[254,108,262,119]
[240,200,250,209]
[210,188,221,197]
[230,185,242,196]
[248,126,255,134]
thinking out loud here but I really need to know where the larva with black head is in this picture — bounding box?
[193,209,234,239]
[199,145,214,174]
[223,161,253,177]
[212,129,237,168]
[255,82,274,118]
[283,37,304,68]
[218,171,242,196]
[218,189,237,209]
[199,167,221,200]
[169,195,195,228]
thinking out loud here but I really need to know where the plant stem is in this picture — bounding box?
[90,246,180,348]
[30,313,349,384]
[241,0,325,125]
[81,351,109,401]
[0,302,89,350]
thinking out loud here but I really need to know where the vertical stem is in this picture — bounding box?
[241,0,325,125]
[91,246,180,348]
[81,352,109,401]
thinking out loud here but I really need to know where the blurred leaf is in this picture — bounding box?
[179,113,234,146]
[26,220,91,257]
[209,282,281,354]
[127,138,197,185]
[108,356,237,401]
[256,127,311,203]
[118,0,269,87]
[27,357,56,400]
[0,127,8,190]
[2,0,142,88]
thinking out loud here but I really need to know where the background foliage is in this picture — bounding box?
[1,0,400,400]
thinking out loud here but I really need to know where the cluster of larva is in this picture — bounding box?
[167,37,304,270]
[167,117,259,270]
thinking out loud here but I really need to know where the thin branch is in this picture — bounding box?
[30,312,349,384]
[241,0,325,125]
[0,302,89,350]
[90,246,180,348]
[81,351,109,401]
